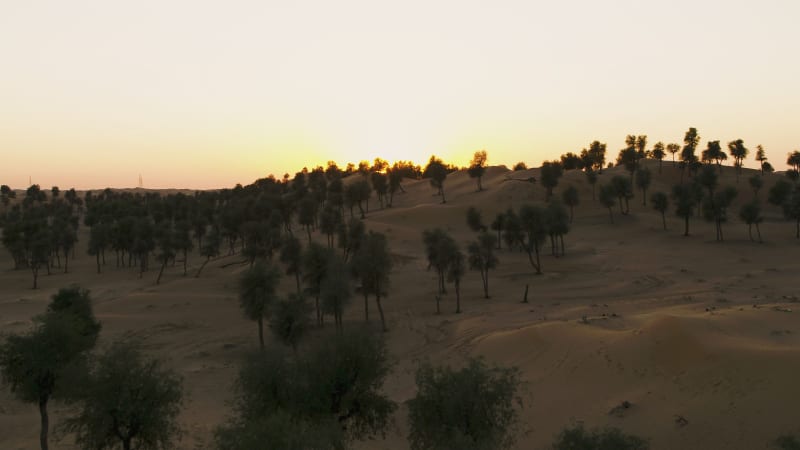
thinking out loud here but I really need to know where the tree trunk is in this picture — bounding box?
[455,281,461,313]
[123,437,132,450]
[756,223,762,242]
[684,215,690,236]
[748,224,753,241]
[64,254,69,274]
[375,293,387,332]
[569,206,574,223]
[435,294,441,315]
[183,249,188,276]
[364,293,369,322]
[661,212,666,230]
[96,253,101,274]
[32,266,39,289]
[315,295,321,326]
[156,261,166,284]
[560,234,565,256]
[258,317,264,349]
[608,207,614,224]
[39,396,49,450]
[295,272,301,295]
[483,268,489,299]
[522,284,529,303]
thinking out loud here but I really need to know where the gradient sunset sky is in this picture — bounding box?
[2,0,799,189]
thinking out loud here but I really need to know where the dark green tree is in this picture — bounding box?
[351,231,393,331]
[468,232,498,299]
[610,175,633,215]
[62,340,183,450]
[561,185,579,223]
[320,257,352,332]
[651,141,666,173]
[585,168,598,200]
[540,161,564,201]
[552,424,649,450]
[423,155,449,203]
[672,183,699,236]
[468,150,488,191]
[466,206,485,232]
[755,145,768,175]
[194,225,221,278]
[518,204,547,274]
[302,242,333,326]
[239,261,281,349]
[739,200,763,242]
[269,294,311,351]
[407,358,522,450]
[446,247,465,314]
[635,167,652,206]
[650,191,669,230]
[728,138,749,181]
[703,186,737,241]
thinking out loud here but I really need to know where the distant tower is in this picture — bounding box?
[138,174,143,188]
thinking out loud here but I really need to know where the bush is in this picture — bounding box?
[552,424,649,450]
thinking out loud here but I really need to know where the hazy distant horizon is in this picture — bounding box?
[3,0,799,189]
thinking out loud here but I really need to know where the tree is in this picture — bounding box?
[610,175,633,215]
[0,287,100,450]
[599,183,617,224]
[446,248,465,314]
[423,155,449,203]
[728,138,749,181]
[490,213,505,249]
[239,261,281,349]
[540,161,564,201]
[739,200,763,242]
[680,128,701,180]
[755,145,768,175]
[580,140,606,172]
[552,424,649,450]
[702,186,737,241]
[269,294,311,351]
[302,242,333,326]
[62,340,183,450]
[512,162,527,171]
[787,150,800,172]
[422,228,457,295]
[672,183,699,237]
[468,150,488,191]
[560,152,583,171]
[320,257,352,332]
[545,200,570,257]
[154,222,175,284]
[407,358,522,450]
[666,142,681,164]
[351,232,393,331]
[651,141,666,173]
[635,167,652,206]
[468,232,498,299]
[194,225,220,278]
[651,191,669,230]
[173,219,193,276]
[748,174,763,198]
[297,196,318,242]
[216,328,395,449]
[561,185,579,223]
[701,140,727,173]
[466,206,485,232]
[585,168,598,200]
[518,205,547,274]
[280,235,303,294]
[370,171,388,208]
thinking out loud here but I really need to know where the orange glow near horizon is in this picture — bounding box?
[2,1,799,190]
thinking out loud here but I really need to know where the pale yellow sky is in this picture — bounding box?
[1,0,799,189]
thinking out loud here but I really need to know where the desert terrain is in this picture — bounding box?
[1,161,799,449]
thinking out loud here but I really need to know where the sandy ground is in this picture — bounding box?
[1,161,799,449]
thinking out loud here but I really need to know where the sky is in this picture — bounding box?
[1,0,799,189]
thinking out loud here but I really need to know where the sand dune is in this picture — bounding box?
[2,161,800,449]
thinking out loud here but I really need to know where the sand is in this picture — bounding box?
[1,160,799,449]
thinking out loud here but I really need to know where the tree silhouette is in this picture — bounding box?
[513,162,528,171]
[195,225,221,278]
[701,140,727,173]
[320,257,351,332]
[216,328,395,449]
[585,168,598,200]
[490,213,505,249]
[755,145,768,175]
[546,200,570,257]
[610,175,633,215]
[561,185,579,223]
[702,186,737,241]
[580,141,607,173]
[407,358,522,450]
[422,228,457,295]
[371,171,388,208]
[771,183,800,238]
[739,201,763,242]
[269,294,311,351]
[728,139,749,181]
[560,152,583,170]
[154,222,175,284]
[239,261,281,349]
[635,168,652,206]
[651,141,666,173]
[540,161,564,201]
[446,247,465,313]
[468,232,498,299]
[787,150,800,172]
[518,204,547,274]
[666,142,681,164]
[468,150,488,191]
[0,286,100,450]
[279,235,303,294]
[680,128,701,181]
[672,183,699,236]
[748,174,763,199]
[302,242,333,327]
[423,155,449,203]
[650,191,669,230]
[297,197,318,242]
[351,231,393,331]
[62,340,183,450]
[599,183,616,224]
[466,206,485,232]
